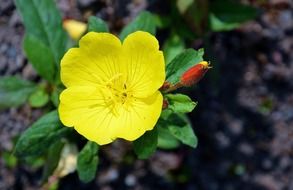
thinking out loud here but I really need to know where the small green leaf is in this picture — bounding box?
[88,16,109,32]
[209,13,240,31]
[51,86,63,107]
[29,88,49,108]
[168,124,197,148]
[14,110,70,157]
[120,11,156,41]
[157,126,180,150]
[133,128,158,159]
[209,0,258,31]
[23,35,56,82]
[42,141,65,183]
[2,152,18,168]
[24,155,45,169]
[165,94,197,113]
[167,114,197,148]
[77,141,99,183]
[153,14,171,29]
[0,77,36,109]
[166,48,204,85]
[163,34,185,64]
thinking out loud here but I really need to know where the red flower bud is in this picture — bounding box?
[180,61,211,86]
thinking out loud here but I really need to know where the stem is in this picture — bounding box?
[163,83,183,93]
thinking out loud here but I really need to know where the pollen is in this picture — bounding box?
[103,73,134,115]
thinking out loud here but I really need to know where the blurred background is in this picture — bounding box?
[0,0,292,189]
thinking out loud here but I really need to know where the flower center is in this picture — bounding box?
[104,73,133,116]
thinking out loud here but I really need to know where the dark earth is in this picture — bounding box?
[0,0,292,190]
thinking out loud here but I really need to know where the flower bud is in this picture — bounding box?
[180,61,211,86]
[63,19,87,40]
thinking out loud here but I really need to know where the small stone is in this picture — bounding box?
[125,174,136,186]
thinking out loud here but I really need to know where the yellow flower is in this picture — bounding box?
[59,31,165,145]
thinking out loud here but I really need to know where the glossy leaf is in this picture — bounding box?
[133,128,158,159]
[157,125,180,150]
[120,11,156,41]
[167,114,197,148]
[0,76,36,109]
[23,35,56,82]
[165,93,197,113]
[14,111,70,157]
[166,48,204,85]
[14,0,68,81]
[77,141,99,183]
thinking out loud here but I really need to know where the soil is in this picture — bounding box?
[0,0,292,190]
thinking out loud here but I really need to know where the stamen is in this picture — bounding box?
[103,73,133,116]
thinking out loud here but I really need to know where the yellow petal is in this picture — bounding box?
[63,19,87,40]
[59,86,115,144]
[60,32,122,88]
[59,86,104,127]
[59,85,163,144]
[113,91,163,141]
[122,31,165,98]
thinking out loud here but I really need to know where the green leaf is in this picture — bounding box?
[14,110,70,157]
[42,141,65,183]
[24,155,45,169]
[0,77,36,109]
[167,114,197,148]
[77,141,99,183]
[2,151,18,168]
[165,93,197,113]
[209,0,258,31]
[51,86,63,107]
[88,16,109,32]
[177,0,194,14]
[14,0,68,81]
[157,126,180,150]
[120,11,156,41]
[163,34,185,64]
[23,35,56,82]
[209,13,241,31]
[133,128,158,159]
[153,14,171,29]
[166,48,204,85]
[29,87,49,108]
